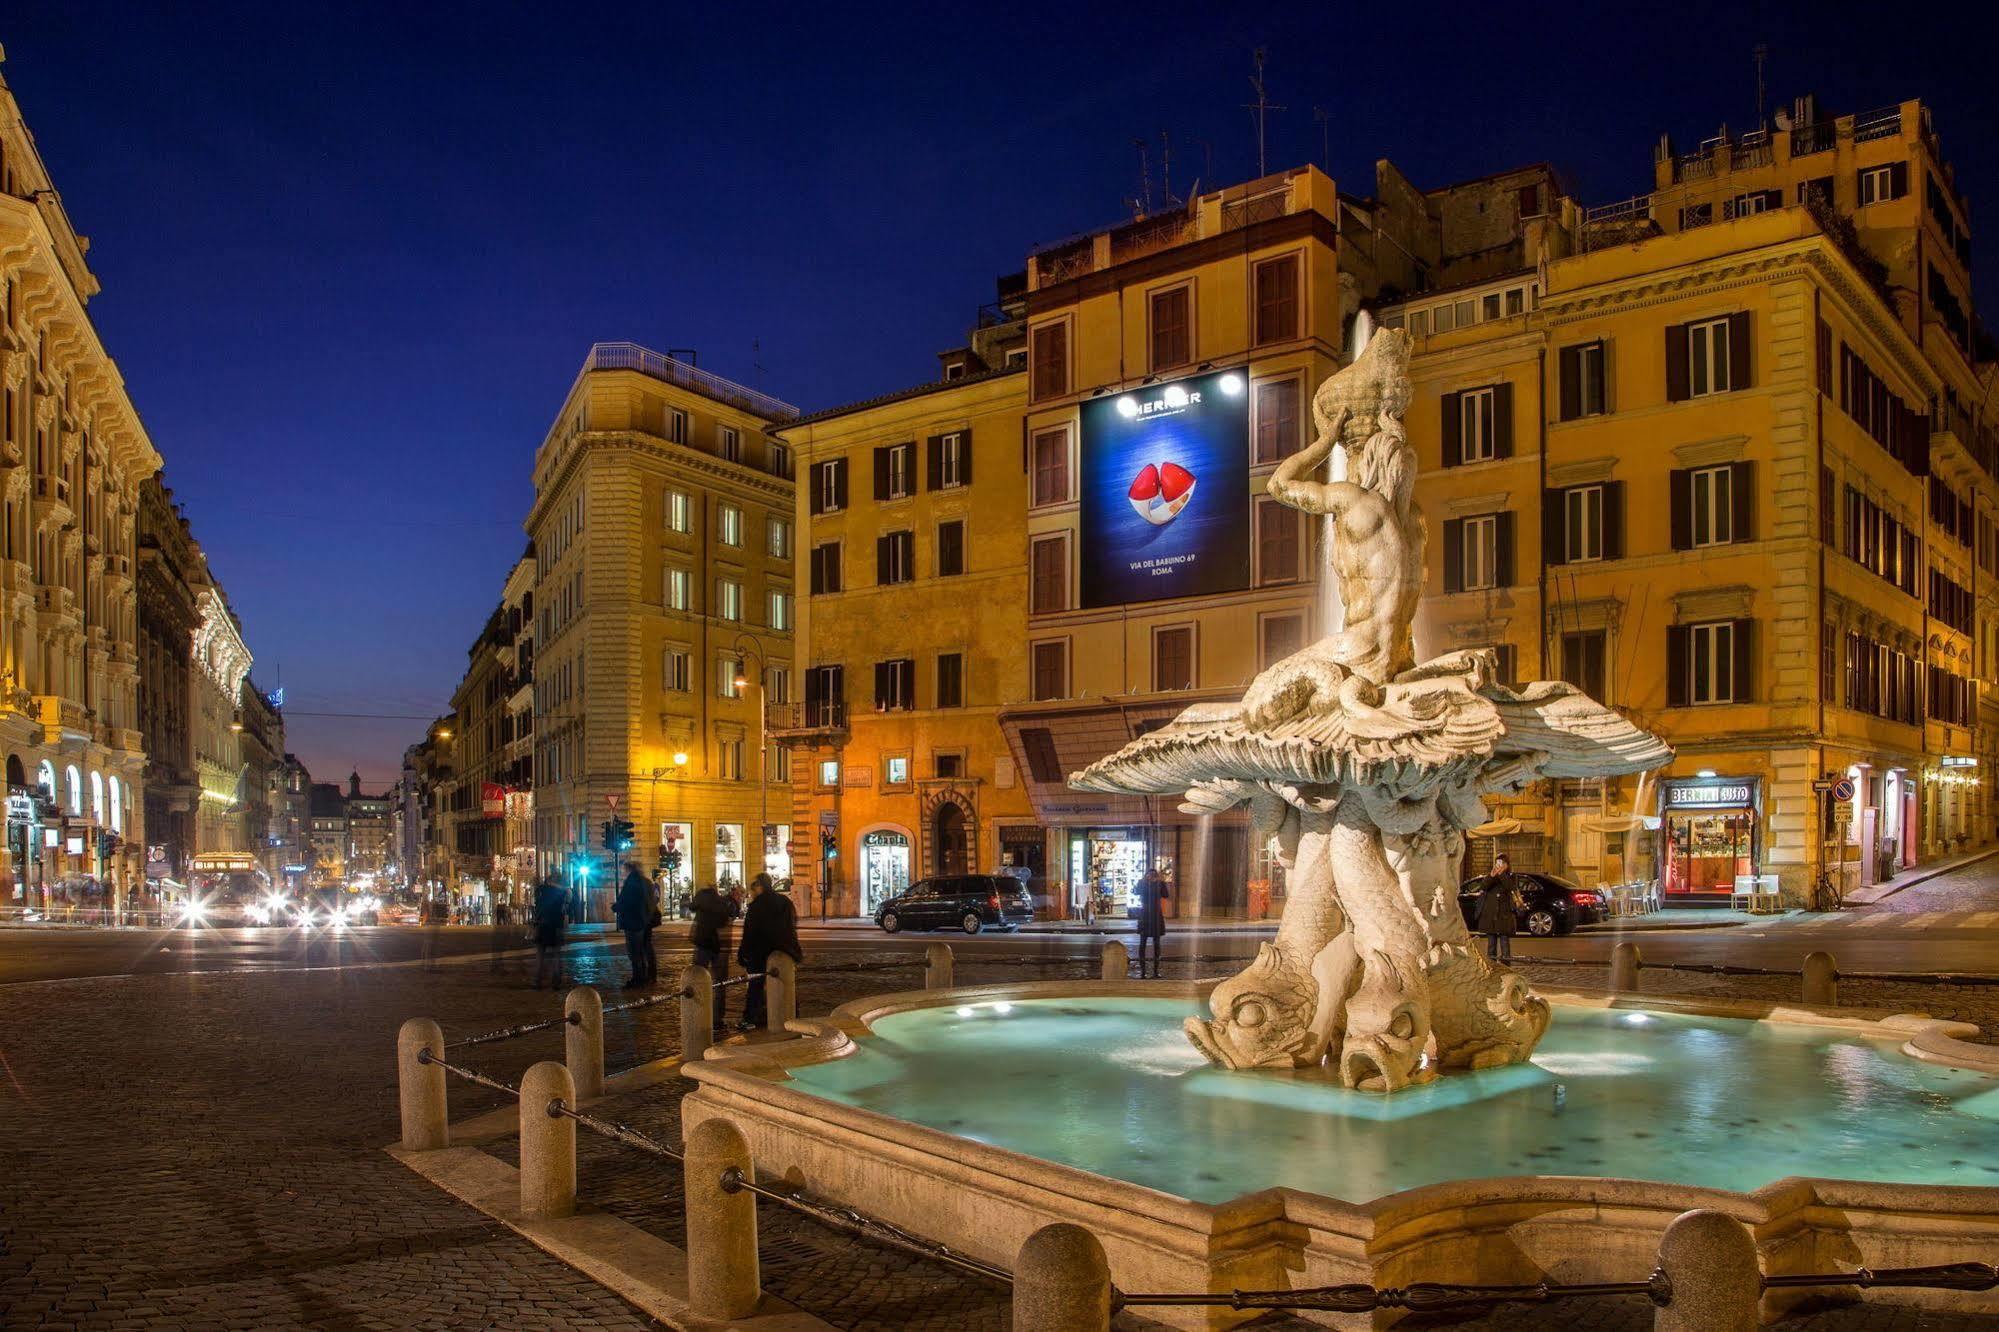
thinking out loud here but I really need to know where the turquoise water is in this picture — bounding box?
[785,997,1999,1204]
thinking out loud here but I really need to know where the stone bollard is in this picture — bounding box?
[680,964,715,1066]
[684,1117,761,1320]
[1654,1208,1760,1332]
[1802,951,1838,1006]
[519,1061,577,1221]
[1013,1223,1112,1332]
[1609,941,1643,994]
[397,1017,448,1151]
[767,953,798,1031]
[924,941,955,990]
[564,985,604,1101]
[1101,939,1129,981]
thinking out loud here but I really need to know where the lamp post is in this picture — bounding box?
[731,633,770,883]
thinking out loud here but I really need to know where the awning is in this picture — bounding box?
[1466,818,1523,838]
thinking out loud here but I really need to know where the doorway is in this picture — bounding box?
[932,803,968,875]
[860,829,910,915]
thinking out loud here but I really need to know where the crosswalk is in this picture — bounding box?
[1787,909,1999,931]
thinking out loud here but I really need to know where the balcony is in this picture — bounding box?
[582,342,799,423]
[1790,120,1837,156]
[37,585,76,618]
[767,700,848,741]
[1853,105,1903,143]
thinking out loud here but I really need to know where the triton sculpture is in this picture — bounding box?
[1071,328,1671,1092]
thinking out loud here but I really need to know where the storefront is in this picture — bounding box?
[1064,827,1169,916]
[859,828,910,915]
[763,822,792,884]
[659,821,693,909]
[1659,777,1759,903]
[714,823,745,892]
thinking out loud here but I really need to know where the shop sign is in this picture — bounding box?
[842,766,872,788]
[1666,782,1752,809]
[6,792,35,824]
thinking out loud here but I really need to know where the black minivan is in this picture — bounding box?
[875,875,1036,934]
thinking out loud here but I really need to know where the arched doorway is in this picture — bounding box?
[932,803,968,875]
[5,755,25,789]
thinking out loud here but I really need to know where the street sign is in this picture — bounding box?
[1831,777,1856,802]
[605,794,621,812]
[1832,801,1854,823]
[1811,779,1836,793]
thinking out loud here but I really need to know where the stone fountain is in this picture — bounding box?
[1070,328,1672,1091]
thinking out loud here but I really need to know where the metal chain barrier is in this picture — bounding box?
[446,1010,583,1049]
[415,1047,521,1098]
[546,1098,684,1165]
[717,1166,1011,1285]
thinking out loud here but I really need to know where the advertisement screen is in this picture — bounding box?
[1079,368,1251,608]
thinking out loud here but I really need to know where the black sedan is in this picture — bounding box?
[876,875,1036,934]
[1458,872,1607,937]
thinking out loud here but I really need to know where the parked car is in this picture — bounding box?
[876,875,1036,934]
[1457,871,1606,937]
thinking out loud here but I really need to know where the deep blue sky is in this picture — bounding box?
[4,3,1993,787]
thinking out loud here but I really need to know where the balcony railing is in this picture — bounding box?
[1854,105,1903,143]
[1109,212,1192,264]
[1221,188,1290,232]
[768,700,848,734]
[1791,120,1837,156]
[1032,239,1095,286]
[1731,140,1773,170]
[583,343,798,423]
[1674,151,1715,182]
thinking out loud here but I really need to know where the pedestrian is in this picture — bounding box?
[688,878,739,1031]
[1133,866,1170,978]
[737,873,802,1031]
[1479,854,1523,962]
[531,873,569,990]
[614,860,657,989]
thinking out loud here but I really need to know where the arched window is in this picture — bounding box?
[37,761,56,798]
[109,777,123,833]
[65,765,82,816]
[90,771,105,824]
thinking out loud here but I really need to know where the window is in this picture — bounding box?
[809,458,848,514]
[719,738,745,780]
[1858,162,1908,206]
[1253,254,1299,345]
[1254,378,1302,464]
[767,589,792,630]
[937,519,966,577]
[944,362,966,381]
[765,666,790,705]
[1461,514,1496,590]
[718,504,743,546]
[1442,513,1513,593]
[928,431,969,489]
[718,657,744,698]
[1668,314,1749,400]
[937,652,964,708]
[665,648,691,692]
[1463,388,1496,462]
[1149,285,1191,371]
[886,755,910,786]
[1799,176,1834,207]
[817,759,840,788]
[717,578,743,621]
[930,752,966,780]
[876,530,915,585]
[1442,384,1512,465]
[1030,536,1068,613]
[1690,465,1735,547]
[1563,484,1604,563]
[718,427,742,462]
[1261,613,1306,668]
[1560,630,1608,699]
[1673,620,1746,705]
[1031,428,1070,505]
[664,566,690,610]
[767,516,791,559]
[1154,626,1195,691]
[805,664,844,725]
[666,408,688,444]
[1726,189,1778,218]
[1030,321,1068,400]
[1505,287,1525,316]
[768,442,792,479]
[1031,640,1068,701]
[1558,341,1607,420]
[875,442,914,501]
[666,490,692,533]
[809,542,842,595]
[1256,498,1303,583]
[874,657,915,711]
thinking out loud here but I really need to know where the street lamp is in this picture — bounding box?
[731,632,771,882]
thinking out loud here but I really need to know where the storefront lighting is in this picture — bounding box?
[1695,769,1716,779]
[1115,396,1139,418]
[673,751,689,767]
[1218,372,1245,395]
[1162,385,1190,408]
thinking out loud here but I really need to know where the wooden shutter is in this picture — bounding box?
[834,459,848,510]
[1760,189,1783,210]
[926,435,944,490]
[1558,346,1582,421]
[1729,461,1754,542]
[1492,383,1515,458]
[1442,519,1464,593]
[1665,323,1690,402]
[1819,466,1834,545]
[1544,489,1568,567]
[1727,311,1751,389]
[808,463,826,516]
[1440,392,1462,467]
[1731,619,1755,702]
[959,432,973,486]
[1816,320,1832,395]
[1889,161,1909,198]
[1669,469,1691,549]
[875,534,891,584]
[1666,625,1689,706]
[1494,511,1515,586]
[1604,481,1626,559]
[873,447,890,502]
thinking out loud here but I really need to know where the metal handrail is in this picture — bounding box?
[584,342,799,422]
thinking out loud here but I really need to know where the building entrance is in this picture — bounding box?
[860,829,910,915]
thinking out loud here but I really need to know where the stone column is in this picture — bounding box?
[1609,941,1643,994]
[519,1061,576,1220]
[680,964,714,1065]
[1655,1208,1760,1332]
[684,1117,760,1320]
[1013,1223,1111,1331]
[766,953,797,1030]
[1801,951,1838,1006]
[924,941,954,989]
[1101,940,1129,981]
[396,1017,448,1151]
[565,985,604,1101]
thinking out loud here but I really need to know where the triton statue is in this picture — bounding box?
[1071,329,1670,1092]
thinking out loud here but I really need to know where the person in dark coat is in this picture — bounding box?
[1133,868,1170,979]
[531,874,571,990]
[614,861,658,988]
[688,880,740,1029]
[1478,854,1523,961]
[737,874,803,1030]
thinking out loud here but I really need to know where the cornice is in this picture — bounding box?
[526,430,792,533]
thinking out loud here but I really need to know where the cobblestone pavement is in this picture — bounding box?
[1863,854,1999,914]
[3,940,1995,1329]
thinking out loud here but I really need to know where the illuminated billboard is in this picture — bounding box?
[1079,368,1251,608]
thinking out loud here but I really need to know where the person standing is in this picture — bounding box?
[614,861,657,989]
[688,879,739,1030]
[737,874,803,1031]
[1478,853,1523,962]
[1133,866,1170,978]
[531,873,570,990]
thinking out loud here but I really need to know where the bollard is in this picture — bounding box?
[766,953,798,1031]
[924,941,954,990]
[565,985,604,1101]
[1609,940,1643,994]
[684,1117,760,1320]
[1802,950,1838,1006]
[397,1017,448,1151]
[679,964,715,1065]
[1101,939,1129,981]
[1013,1223,1112,1332]
[1654,1208,1760,1332]
[519,1061,576,1221]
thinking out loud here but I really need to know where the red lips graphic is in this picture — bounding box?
[1129,461,1196,525]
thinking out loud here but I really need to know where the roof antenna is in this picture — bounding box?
[1313,105,1330,169]
[1754,43,1769,125]
[751,338,765,391]
[1129,138,1152,217]
[1159,130,1175,208]
[1244,48,1284,178]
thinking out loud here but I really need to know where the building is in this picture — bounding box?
[343,773,392,884]
[236,679,283,884]
[436,554,535,913]
[2,58,160,914]
[135,477,201,895]
[271,752,312,887]
[186,582,255,880]
[772,280,1042,917]
[308,781,346,880]
[527,343,795,915]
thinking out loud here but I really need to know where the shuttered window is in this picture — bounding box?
[1254,378,1302,463]
[1557,341,1607,420]
[1669,463,1753,549]
[1441,512,1514,592]
[808,459,848,514]
[1149,286,1191,371]
[1029,642,1068,701]
[1030,321,1069,400]
[936,653,964,709]
[937,519,966,577]
[1256,498,1303,584]
[1153,626,1195,691]
[808,542,842,595]
[1031,428,1070,506]
[1253,254,1300,345]
[1667,312,1750,400]
[1667,620,1754,706]
[926,432,970,489]
[1260,613,1306,668]
[1440,383,1513,465]
[875,531,915,585]
[1030,536,1068,613]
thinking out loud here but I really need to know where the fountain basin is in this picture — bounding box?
[682,982,1999,1328]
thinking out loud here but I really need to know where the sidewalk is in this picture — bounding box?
[1844,843,1999,906]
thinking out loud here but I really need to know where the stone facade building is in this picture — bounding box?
[436,553,535,912]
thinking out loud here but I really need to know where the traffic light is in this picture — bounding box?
[819,827,837,861]
[97,831,121,861]
[601,818,635,853]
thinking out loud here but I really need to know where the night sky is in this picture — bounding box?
[4,2,1993,788]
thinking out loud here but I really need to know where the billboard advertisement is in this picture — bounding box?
[1080,368,1251,608]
